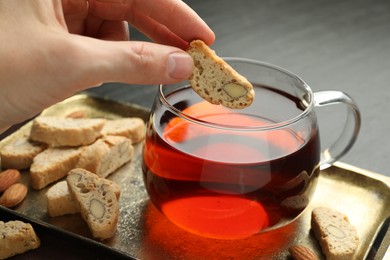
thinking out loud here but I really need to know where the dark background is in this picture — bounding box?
[85,0,390,177]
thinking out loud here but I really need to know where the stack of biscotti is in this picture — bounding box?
[0,114,144,240]
[0,115,145,190]
[66,168,120,240]
[27,116,107,190]
[0,220,40,259]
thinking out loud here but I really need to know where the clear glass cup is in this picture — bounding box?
[142,58,361,239]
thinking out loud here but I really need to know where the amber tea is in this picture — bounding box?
[142,58,360,240]
[142,84,321,239]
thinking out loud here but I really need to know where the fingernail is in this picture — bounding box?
[167,52,193,79]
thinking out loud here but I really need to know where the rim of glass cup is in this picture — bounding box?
[158,58,315,132]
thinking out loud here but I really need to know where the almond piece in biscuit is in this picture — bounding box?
[187,40,255,109]
[67,168,120,240]
[311,207,359,260]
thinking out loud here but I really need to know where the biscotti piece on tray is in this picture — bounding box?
[29,116,106,147]
[67,168,120,240]
[311,207,359,260]
[46,180,79,217]
[46,180,121,217]
[0,136,46,170]
[30,147,82,190]
[187,40,255,109]
[0,220,40,259]
[76,135,133,178]
[101,118,145,143]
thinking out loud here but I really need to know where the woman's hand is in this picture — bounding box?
[0,0,215,131]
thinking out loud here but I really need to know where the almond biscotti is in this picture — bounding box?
[187,40,255,109]
[67,168,120,240]
[29,116,106,147]
[46,180,121,217]
[311,207,359,260]
[0,220,40,259]
[0,136,46,170]
[46,180,79,217]
[30,147,83,190]
[101,118,145,143]
[76,135,133,178]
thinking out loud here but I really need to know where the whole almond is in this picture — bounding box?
[0,183,28,208]
[0,169,21,192]
[289,245,319,260]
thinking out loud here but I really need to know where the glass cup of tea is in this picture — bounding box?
[142,58,361,240]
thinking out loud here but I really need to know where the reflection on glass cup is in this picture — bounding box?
[142,58,361,239]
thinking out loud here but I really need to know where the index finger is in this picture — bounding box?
[88,0,215,45]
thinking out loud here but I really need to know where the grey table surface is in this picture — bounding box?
[85,0,390,178]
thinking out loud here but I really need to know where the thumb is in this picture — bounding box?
[73,36,194,87]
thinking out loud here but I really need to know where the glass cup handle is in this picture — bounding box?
[313,91,361,170]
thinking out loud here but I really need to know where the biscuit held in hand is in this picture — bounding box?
[187,40,255,109]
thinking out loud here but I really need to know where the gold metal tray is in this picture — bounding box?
[0,94,389,259]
